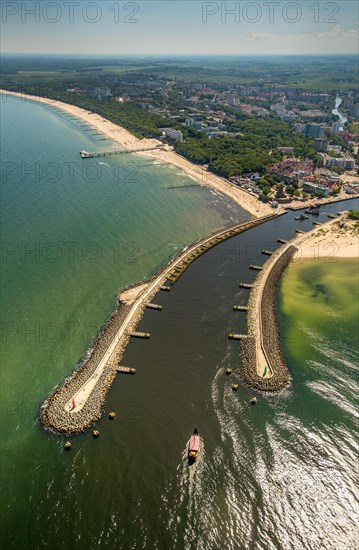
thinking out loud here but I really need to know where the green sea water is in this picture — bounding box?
[1,94,358,550]
[0,94,250,543]
[280,259,359,364]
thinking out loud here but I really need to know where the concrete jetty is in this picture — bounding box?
[249,265,263,271]
[233,306,248,311]
[239,283,255,289]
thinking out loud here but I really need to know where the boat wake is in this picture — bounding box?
[156,437,209,549]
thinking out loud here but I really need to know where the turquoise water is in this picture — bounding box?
[1,95,358,549]
[1,94,249,408]
[0,95,249,546]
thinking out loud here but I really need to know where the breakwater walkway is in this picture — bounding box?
[239,217,347,392]
[41,213,280,434]
[241,242,297,392]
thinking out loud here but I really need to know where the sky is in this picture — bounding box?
[1,0,358,55]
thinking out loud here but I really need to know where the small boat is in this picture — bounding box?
[188,428,200,464]
[80,150,94,158]
[294,214,308,221]
[305,204,320,215]
[226,367,232,375]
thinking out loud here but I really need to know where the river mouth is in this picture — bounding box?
[2,91,359,548]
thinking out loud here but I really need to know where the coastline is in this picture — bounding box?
[0,89,273,218]
[3,89,358,427]
[240,214,358,391]
[2,90,358,218]
[40,214,278,434]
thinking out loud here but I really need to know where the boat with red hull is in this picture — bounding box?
[188,428,200,464]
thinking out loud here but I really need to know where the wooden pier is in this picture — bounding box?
[80,146,163,159]
[145,303,163,310]
[129,331,150,339]
[167,184,201,190]
[116,366,136,374]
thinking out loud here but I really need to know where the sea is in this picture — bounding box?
[1,94,358,550]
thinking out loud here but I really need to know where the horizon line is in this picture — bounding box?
[2,52,358,57]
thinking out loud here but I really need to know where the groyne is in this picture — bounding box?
[41,212,281,435]
[241,244,297,392]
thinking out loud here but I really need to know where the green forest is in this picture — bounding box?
[175,118,320,178]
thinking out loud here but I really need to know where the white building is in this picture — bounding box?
[161,128,183,141]
[320,154,355,170]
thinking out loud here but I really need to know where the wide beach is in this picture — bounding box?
[0,90,273,218]
[294,218,359,260]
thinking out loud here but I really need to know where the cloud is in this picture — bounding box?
[250,25,358,43]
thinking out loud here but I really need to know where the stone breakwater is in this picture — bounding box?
[41,280,159,435]
[41,213,282,435]
[241,244,297,392]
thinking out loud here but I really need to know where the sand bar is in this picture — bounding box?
[294,218,358,260]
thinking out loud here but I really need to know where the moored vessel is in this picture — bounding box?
[80,150,94,158]
[305,204,320,215]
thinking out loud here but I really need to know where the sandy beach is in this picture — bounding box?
[119,283,149,305]
[1,90,274,218]
[295,218,359,260]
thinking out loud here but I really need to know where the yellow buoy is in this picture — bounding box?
[64,441,72,450]
[92,430,100,438]
[232,384,239,391]
[109,412,116,420]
